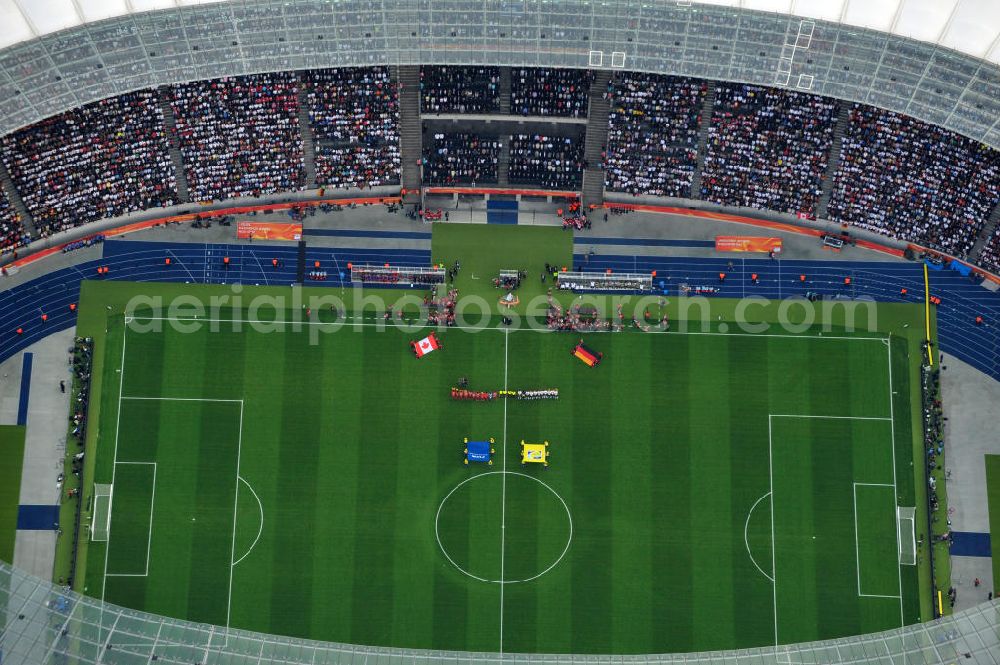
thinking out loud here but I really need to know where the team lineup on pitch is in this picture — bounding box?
[79,293,922,654]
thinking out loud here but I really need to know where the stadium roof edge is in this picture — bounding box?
[0,0,999,152]
[1,560,998,663]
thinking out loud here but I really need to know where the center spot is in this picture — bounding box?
[435,471,573,584]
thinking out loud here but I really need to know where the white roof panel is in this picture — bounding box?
[0,0,995,65]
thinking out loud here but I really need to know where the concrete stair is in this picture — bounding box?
[395,65,423,204]
[816,101,852,220]
[157,87,190,203]
[296,73,317,188]
[500,66,512,115]
[0,159,36,237]
[971,200,1000,263]
[581,69,612,207]
[498,135,510,186]
[689,80,717,199]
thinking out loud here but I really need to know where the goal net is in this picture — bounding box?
[91,483,113,542]
[897,506,916,565]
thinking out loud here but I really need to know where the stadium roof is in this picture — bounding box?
[0,0,1000,64]
[1,0,1000,64]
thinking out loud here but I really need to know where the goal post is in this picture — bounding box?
[91,483,113,542]
[897,506,916,566]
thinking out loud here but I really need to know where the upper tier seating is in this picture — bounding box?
[420,66,501,114]
[170,73,305,202]
[509,134,584,189]
[304,67,401,189]
[700,83,838,217]
[511,67,592,117]
[0,90,177,234]
[828,104,1000,258]
[422,132,501,185]
[604,73,705,198]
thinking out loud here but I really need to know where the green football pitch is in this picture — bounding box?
[77,285,924,654]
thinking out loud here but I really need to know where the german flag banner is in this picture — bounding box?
[572,341,602,367]
[715,236,782,253]
[236,221,302,241]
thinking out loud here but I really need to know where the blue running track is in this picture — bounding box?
[1,241,997,382]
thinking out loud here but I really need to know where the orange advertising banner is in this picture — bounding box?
[715,236,783,253]
[236,221,302,241]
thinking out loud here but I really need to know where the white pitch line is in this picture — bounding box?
[499,326,509,655]
[101,317,128,606]
[744,492,774,583]
[120,396,244,403]
[146,462,157,576]
[767,416,778,646]
[769,414,892,421]
[125,316,889,342]
[226,400,245,631]
[232,476,264,566]
[886,342,905,628]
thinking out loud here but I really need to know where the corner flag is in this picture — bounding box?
[412,333,440,358]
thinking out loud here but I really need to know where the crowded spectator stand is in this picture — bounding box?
[420,66,501,114]
[604,73,706,198]
[423,133,501,185]
[701,83,838,217]
[509,134,584,190]
[304,67,401,190]
[1,89,177,234]
[511,68,592,117]
[556,271,652,292]
[828,103,1000,258]
[170,73,304,202]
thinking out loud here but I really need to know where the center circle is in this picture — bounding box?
[435,471,573,584]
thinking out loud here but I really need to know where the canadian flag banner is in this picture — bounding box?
[412,333,440,358]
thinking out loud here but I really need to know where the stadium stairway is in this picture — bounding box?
[2,237,998,382]
[498,135,511,186]
[395,65,423,204]
[0,158,35,236]
[296,73,318,188]
[157,87,191,204]
[500,66,512,115]
[971,200,1000,263]
[816,100,852,219]
[582,70,612,208]
[689,80,717,198]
